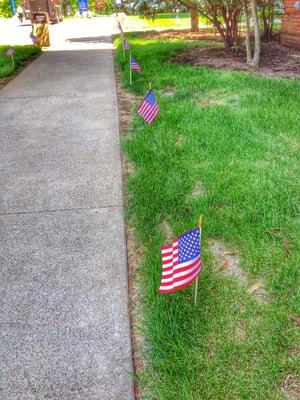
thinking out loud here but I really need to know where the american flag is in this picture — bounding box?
[6,48,14,57]
[124,40,130,50]
[130,57,141,73]
[30,32,38,44]
[137,90,160,124]
[159,228,202,293]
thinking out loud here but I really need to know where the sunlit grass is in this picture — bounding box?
[127,12,210,29]
[115,35,300,399]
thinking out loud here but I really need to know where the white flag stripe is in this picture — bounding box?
[162,253,177,262]
[161,247,178,257]
[161,260,201,283]
[160,266,201,291]
[162,254,199,271]
[174,254,200,269]
[161,247,172,255]
[162,258,178,270]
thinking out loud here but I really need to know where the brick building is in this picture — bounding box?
[281,0,300,50]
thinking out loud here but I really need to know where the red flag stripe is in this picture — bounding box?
[145,106,159,124]
[138,102,159,122]
[161,257,202,278]
[161,245,178,254]
[162,257,178,266]
[160,259,201,284]
[159,265,202,293]
[161,242,178,252]
[138,103,152,117]
[159,267,202,293]
[162,254,200,271]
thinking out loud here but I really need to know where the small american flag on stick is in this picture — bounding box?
[6,48,14,57]
[130,57,141,73]
[159,227,202,294]
[137,90,160,124]
[30,32,38,44]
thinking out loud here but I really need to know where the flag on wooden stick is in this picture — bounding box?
[30,32,38,44]
[137,90,160,124]
[6,48,15,69]
[6,48,14,57]
[130,57,141,73]
[158,227,202,293]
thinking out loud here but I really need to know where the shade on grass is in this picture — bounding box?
[116,36,300,399]
[0,45,41,78]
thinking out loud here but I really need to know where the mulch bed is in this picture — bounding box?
[174,38,300,79]
[141,29,300,79]
[141,27,221,43]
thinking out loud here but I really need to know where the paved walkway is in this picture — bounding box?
[0,18,134,399]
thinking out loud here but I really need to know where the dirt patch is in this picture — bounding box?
[282,375,300,400]
[197,89,240,107]
[125,225,146,399]
[160,219,173,243]
[114,64,137,135]
[187,180,205,200]
[210,240,248,285]
[174,40,300,79]
[161,87,175,97]
[115,62,145,398]
[247,281,269,303]
[235,322,246,343]
[209,239,269,302]
[176,134,185,147]
[289,346,300,361]
[141,28,221,43]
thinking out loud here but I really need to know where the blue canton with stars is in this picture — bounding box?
[178,228,201,263]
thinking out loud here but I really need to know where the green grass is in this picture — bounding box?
[116,35,300,399]
[128,12,210,28]
[0,45,41,78]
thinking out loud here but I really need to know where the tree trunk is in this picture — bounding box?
[244,0,252,63]
[191,6,199,32]
[224,34,234,49]
[250,0,260,67]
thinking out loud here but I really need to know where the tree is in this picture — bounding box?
[258,0,276,39]
[191,4,199,32]
[244,0,261,66]
[130,0,244,48]
[195,0,243,48]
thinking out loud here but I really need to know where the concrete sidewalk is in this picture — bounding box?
[0,18,134,399]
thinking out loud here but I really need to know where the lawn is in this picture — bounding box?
[116,35,300,399]
[0,45,41,78]
[127,12,209,29]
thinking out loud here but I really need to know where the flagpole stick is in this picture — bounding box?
[149,81,152,91]
[194,214,203,306]
[11,55,14,69]
[129,51,132,86]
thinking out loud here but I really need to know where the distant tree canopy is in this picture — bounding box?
[62,0,114,15]
[0,0,114,17]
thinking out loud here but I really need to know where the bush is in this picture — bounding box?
[0,0,12,17]
[89,0,114,15]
